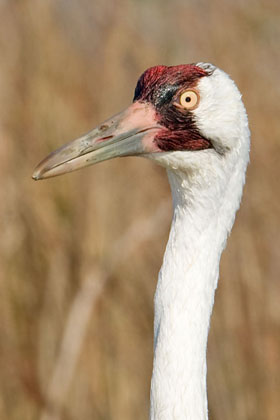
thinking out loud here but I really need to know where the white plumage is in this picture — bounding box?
[149,65,249,419]
[33,63,250,420]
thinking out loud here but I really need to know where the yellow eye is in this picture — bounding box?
[179,90,199,109]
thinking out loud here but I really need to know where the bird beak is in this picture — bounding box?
[32,102,162,180]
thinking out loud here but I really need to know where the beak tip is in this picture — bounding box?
[32,166,45,181]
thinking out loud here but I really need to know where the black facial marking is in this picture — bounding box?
[153,84,179,107]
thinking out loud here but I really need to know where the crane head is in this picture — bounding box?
[33,63,249,180]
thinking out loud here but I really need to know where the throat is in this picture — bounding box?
[150,167,238,420]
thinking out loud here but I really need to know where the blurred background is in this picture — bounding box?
[0,0,279,419]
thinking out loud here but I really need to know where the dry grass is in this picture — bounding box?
[0,0,279,419]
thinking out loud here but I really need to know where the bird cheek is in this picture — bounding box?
[141,130,163,153]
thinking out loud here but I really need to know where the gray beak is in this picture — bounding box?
[32,102,162,180]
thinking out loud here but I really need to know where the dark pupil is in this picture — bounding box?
[185,96,191,102]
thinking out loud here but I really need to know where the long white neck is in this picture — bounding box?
[150,156,247,420]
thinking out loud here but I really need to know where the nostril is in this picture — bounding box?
[96,135,114,144]
[101,135,113,141]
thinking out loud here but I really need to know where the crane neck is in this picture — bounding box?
[150,163,246,420]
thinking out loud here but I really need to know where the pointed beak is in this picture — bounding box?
[32,102,162,180]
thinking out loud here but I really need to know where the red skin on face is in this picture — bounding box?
[133,65,212,152]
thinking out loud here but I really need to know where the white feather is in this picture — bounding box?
[146,64,250,419]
